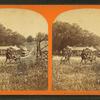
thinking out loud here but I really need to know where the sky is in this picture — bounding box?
[0,9,48,38]
[55,9,100,37]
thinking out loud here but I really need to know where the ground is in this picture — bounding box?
[53,56,100,90]
[0,56,48,90]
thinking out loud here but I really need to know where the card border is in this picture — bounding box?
[0,5,99,95]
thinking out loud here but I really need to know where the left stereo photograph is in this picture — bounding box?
[0,8,48,90]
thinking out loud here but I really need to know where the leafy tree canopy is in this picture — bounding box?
[52,21,100,54]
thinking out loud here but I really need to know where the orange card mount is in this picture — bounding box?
[0,5,99,95]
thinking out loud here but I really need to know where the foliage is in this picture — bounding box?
[36,32,48,42]
[26,35,34,42]
[36,32,48,57]
[0,24,26,46]
[52,21,100,54]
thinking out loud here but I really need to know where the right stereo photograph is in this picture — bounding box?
[52,9,100,90]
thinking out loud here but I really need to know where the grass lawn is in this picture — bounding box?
[0,56,48,90]
[53,56,100,90]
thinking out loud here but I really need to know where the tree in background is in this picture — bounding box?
[10,32,26,46]
[26,35,34,42]
[52,21,100,54]
[0,24,26,46]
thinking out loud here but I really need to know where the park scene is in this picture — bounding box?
[0,9,48,90]
[52,9,100,90]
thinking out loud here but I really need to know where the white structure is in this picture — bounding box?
[71,46,96,51]
[0,45,19,55]
[68,46,97,56]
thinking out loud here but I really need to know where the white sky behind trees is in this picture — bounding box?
[0,9,48,38]
[55,9,100,37]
